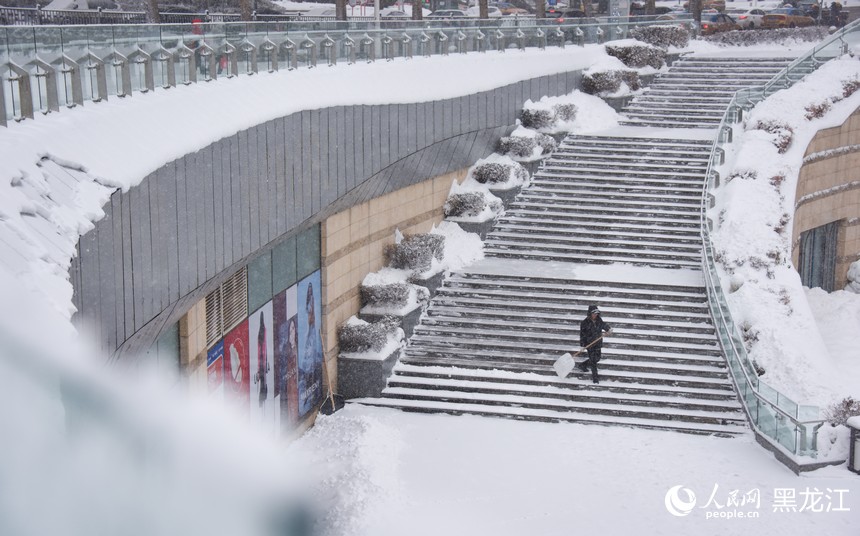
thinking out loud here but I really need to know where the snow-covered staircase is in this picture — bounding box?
[348,55,812,436]
[483,135,712,268]
[621,56,796,129]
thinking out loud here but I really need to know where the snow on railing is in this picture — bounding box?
[0,16,693,127]
[698,18,860,463]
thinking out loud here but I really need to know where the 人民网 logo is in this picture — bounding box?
[665,485,697,517]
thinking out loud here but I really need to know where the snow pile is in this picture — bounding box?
[581,55,643,98]
[711,56,860,409]
[430,220,484,272]
[847,260,860,293]
[497,124,558,161]
[521,90,621,134]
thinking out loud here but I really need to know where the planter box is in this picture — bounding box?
[359,302,424,340]
[338,346,401,399]
[448,218,496,240]
[603,95,635,112]
[410,270,446,299]
[488,184,522,207]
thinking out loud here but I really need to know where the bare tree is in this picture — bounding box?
[646,0,655,15]
[413,0,423,19]
[240,0,253,21]
[479,0,489,18]
[535,0,545,19]
[144,0,161,23]
[690,0,702,21]
[336,0,347,20]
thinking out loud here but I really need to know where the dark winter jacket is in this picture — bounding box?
[580,305,611,349]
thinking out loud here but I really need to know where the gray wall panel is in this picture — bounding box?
[327,108,339,202]
[218,139,233,273]
[406,103,417,155]
[96,209,116,352]
[273,119,286,237]
[335,107,347,197]
[77,69,584,357]
[361,106,372,181]
[381,105,392,170]
[120,192,135,339]
[300,111,312,222]
[110,194,125,347]
[351,107,363,191]
[159,165,180,303]
[310,109,322,215]
[246,127,261,252]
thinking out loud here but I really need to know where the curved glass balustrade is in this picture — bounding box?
[700,18,860,459]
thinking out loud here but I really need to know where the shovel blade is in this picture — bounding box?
[553,352,575,378]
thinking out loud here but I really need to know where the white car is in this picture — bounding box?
[726,8,768,29]
[465,6,504,18]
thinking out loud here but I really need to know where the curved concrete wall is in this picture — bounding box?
[70,70,583,359]
[792,105,860,290]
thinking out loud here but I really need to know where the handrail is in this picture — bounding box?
[699,18,860,460]
[0,16,693,127]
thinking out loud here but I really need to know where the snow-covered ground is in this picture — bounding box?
[295,404,860,536]
[1,30,859,536]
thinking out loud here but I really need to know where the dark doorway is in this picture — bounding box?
[798,221,840,291]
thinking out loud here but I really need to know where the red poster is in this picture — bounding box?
[222,318,250,416]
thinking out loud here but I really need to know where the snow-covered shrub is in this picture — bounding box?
[520,108,555,130]
[629,25,689,49]
[337,315,400,353]
[581,70,641,96]
[384,233,445,271]
[702,26,828,47]
[843,77,860,99]
[553,103,577,122]
[752,120,793,154]
[804,101,832,120]
[472,162,509,184]
[846,260,860,293]
[605,42,666,69]
[824,397,860,426]
[498,132,557,159]
[444,192,503,219]
[360,282,410,309]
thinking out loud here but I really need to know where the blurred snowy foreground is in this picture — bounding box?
[0,30,859,536]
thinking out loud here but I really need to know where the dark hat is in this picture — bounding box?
[587,304,600,315]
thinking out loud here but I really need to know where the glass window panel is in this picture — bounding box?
[248,250,273,314]
[296,224,320,280]
[272,236,297,294]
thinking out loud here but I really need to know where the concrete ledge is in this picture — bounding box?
[360,303,424,340]
[450,218,496,240]
[410,270,446,299]
[489,184,523,207]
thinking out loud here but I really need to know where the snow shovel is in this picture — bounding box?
[552,335,605,379]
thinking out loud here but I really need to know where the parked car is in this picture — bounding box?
[426,9,470,19]
[684,0,726,12]
[492,2,530,15]
[700,13,740,34]
[547,7,587,21]
[761,7,815,27]
[726,7,768,28]
[465,5,504,18]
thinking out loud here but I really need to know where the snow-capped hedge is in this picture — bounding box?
[337,315,402,354]
[497,126,557,161]
[360,282,410,308]
[702,26,829,47]
[629,25,689,49]
[581,69,641,96]
[605,41,666,69]
[384,233,445,272]
[520,102,578,131]
[444,191,503,220]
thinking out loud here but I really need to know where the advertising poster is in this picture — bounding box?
[297,271,324,418]
[222,318,250,416]
[207,340,224,399]
[248,300,275,433]
[273,285,299,430]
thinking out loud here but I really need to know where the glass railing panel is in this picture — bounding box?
[756,400,777,439]
[776,414,798,453]
[776,391,799,419]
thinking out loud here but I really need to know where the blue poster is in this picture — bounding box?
[297,270,324,418]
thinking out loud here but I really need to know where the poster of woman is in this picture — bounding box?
[273,285,299,430]
[297,271,324,418]
[248,301,275,433]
